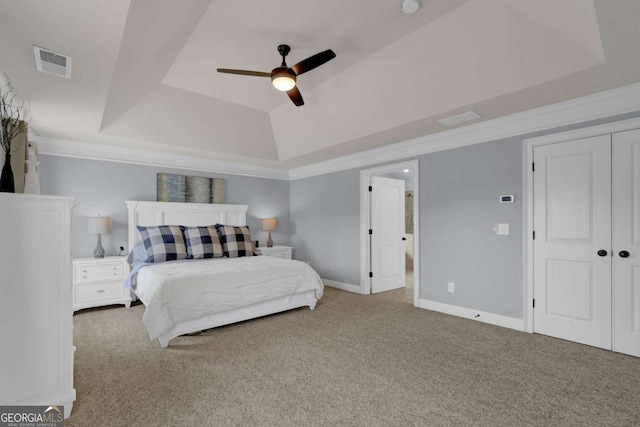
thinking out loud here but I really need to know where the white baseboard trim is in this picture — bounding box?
[419,299,525,332]
[323,279,366,295]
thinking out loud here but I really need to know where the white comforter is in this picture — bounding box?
[134,256,324,339]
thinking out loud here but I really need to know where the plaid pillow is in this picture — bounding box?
[181,225,224,259]
[215,224,255,258]
[137,225,188,263]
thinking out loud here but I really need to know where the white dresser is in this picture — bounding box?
[73,257,131,311]
[258,245,293,259]
[0,194,76,419]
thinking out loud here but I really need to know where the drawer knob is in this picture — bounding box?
[82,270,87,273]
[83,275,87,279]
[97,289,105,294]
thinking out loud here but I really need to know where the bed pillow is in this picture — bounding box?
[137,225,188,263]
[127,241,149,266]
[181,225,224,259]
[215,224,255,258]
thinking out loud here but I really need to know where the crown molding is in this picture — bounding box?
[32,82,640,182]
[288,82,640,180]
[34,136,289,180]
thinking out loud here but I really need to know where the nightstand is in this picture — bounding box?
[258,246,293,260]
[73,257,132,311]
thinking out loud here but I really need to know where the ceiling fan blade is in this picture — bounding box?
[287,86,304,107]
[217,68,271,77]
[290,49,336,76]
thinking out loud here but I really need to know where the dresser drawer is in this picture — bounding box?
[74,263,124,284]
[75,281,125,305]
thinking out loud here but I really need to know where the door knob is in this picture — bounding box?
[597,250,608,257]
[402,237,407,241]
[619,250,630,258]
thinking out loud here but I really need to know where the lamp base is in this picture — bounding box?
[94,234,105,258]
[267,231,273,248]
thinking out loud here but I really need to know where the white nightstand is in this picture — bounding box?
[258,246,293,260]
[73,256,132,311]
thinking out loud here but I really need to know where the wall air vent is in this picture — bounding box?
[438,110,481,127]
[33,46,72,79]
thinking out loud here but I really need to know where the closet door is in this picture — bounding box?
[533,135,612,350]
[613,129,640,357]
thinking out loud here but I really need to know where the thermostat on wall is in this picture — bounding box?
[500,195,515,203]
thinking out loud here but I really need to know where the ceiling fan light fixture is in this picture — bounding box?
[271,68,296,91]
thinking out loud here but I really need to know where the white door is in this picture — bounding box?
[533,135,612,350]
[613,129,640,357]
[371,176,406,293]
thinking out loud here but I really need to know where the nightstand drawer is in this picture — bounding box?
[74,263,124,284]
[258,246,293,259]
[75,281,125,305]
[263,250,288,259]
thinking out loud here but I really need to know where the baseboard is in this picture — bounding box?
[322,279,366,295]
[419,299,525,332]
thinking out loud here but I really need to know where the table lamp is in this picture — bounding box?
[87,216,111,258]
[262,218,277,248]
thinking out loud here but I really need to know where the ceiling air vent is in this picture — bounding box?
[438,111,481,127]
[33,46,72,79]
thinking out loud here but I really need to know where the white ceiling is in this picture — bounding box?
[1,0,639,170]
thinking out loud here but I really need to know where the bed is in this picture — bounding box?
[125,201,324,347]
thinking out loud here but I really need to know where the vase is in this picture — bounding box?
[0,152,14,193]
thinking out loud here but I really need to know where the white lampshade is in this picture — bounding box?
[87,217,112,235]
[262,218,277,231]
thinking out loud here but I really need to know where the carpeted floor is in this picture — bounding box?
[68,287,640,426]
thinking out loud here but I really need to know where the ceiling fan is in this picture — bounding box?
[217,44,336,107]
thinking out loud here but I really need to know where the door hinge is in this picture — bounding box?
[532,230,535,240]
[369,272,373,278]
[368,185,373,192]
[369,229,372,235]
[532,162,535,172]
[533,298,535,308]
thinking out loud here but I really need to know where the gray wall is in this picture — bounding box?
[422,139,523,317]
[289,139,523,316]
[40,156,290,258]
[289,111,640,320]
[289,169,361,284]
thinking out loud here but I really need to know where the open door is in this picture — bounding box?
[370,176,406,293]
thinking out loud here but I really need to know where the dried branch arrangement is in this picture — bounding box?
[0,74,30,155]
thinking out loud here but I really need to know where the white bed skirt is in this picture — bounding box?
[153,290,318,347]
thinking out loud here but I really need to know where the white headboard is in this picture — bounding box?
[126,201,248,251]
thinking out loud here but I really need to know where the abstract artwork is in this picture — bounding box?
[157,173,225,204]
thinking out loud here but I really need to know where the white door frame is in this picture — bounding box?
[523,116,640,334]
[360,159,420,306]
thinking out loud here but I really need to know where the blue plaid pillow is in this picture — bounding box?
[181,226,224,259]
[215,224,255,258]
[137,225,187,263]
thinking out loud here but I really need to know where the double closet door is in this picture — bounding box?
[533,128,640,357]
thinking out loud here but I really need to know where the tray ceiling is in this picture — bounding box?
[0,0,639,170]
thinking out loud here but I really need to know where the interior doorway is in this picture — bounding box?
[359,160,419,306]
